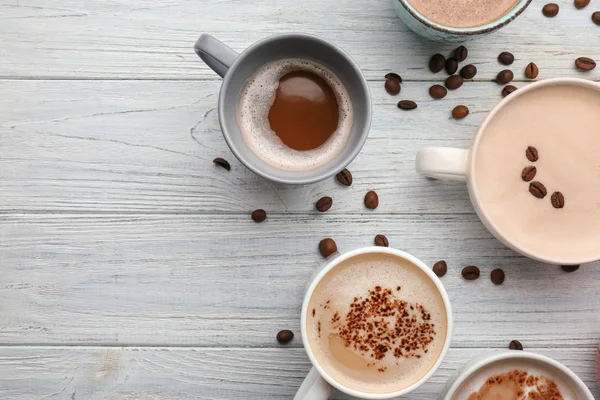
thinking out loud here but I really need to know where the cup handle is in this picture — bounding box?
[416,147,470,182]
[294,367,334,400]
[194,34,239,78]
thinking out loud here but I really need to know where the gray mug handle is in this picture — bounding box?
[194,34,239,78]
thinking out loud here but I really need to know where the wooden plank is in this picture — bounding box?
[1,0,600,80]
[1,214,599,347]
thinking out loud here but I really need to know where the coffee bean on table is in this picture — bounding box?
[251,209,267,222]
[526,146,539,162]
[445,57,458,75]
[374,234,389,247]
[429,84,448,99]
[336,168,353,186]
[364,190,379,209]
[319,238,338,258]
[502,85,518,97]
[542,3,559,17]
[384,79,401,95]
[521,166,537,182]
[491,269,506,285]
[385,72,402,83]
[213,157,231,171]
[496,69,514,84]
[525,62,539,79]
[454,45,468,62]
[562,265,580,272]
[529,181,547,199]
[509,340,524,350]
[460,64,477,79]
[316,196,333,212]
[592,11,600,25]
[462,266,480,280]
[432,260,447,277]
[276,329,294,344]
[575,57,596,71]
[452,105,469,119]
[574,0,590,9]
[498,52,515,65]
[429,53,446,73]
[445,75,464,90]
[551,191,565,209]
[398,100,417,110]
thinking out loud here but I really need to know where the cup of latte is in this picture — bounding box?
[440,351,594,399]
[416,78,600,266]
[392,0,532,42]
[194,34,371,184]
[295,247,453,399]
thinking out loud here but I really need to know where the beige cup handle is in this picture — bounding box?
[294,367,334,400]
[416,147,469,182]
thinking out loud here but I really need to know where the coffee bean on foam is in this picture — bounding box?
[238,59,354,171]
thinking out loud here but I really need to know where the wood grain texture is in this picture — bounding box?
[1,0,600,81]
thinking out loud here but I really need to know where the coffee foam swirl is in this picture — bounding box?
[238,59,353,171]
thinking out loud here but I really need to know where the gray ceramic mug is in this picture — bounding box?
[194,34,372,184]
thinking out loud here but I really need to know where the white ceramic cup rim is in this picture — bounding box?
[300,246,454,399]
[442,351,595,399]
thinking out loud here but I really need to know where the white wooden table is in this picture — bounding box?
[1,1,600,399]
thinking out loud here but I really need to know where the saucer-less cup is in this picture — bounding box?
[416,78,600,266]
[392,0,532,42]
[295,247,453,399]
[440,352,595,400]
[194,34,372,184]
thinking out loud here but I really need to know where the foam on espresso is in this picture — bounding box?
[307,253,448,394]
[238,59,353,171]
[407,0,520,28]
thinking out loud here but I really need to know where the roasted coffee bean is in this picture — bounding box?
[432,260,447,277]
[445,57,458,75]
[575,57,596,71]
[561,265,580,272]
[509,340,524,351]
[316,196,333,212]
[521,166,537,182]
[502,85,518,97]
[445,75,464,90]
[525,62,539,79]
[593,11,600,25]
[336,168,353,186]
[529,181,547,199]
[551,191,565,209]
[542,3,559,17]
[251,209,267,222]
[276,329,294,344]
[462,266,480,280]
[364,191,379,209]
[454,45,468,62]
[429,53,446,73]
[384,79,401,95]
[385,72,402,83]
[496,69,514,84]
[319,238,337,258]
[526,146,539,162]
[398,100,417,110]
[498,52,515,65]
[460,64,477,79]
[213,157,231,171]
[452,105,469,119]
[574,0,590,9]
[429,84,448,99]
[374,234,389,247]
[491,269,506,285]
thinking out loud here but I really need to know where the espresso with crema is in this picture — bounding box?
[407,0,520,28]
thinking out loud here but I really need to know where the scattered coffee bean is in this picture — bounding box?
[462,266,480,280]
[445,75,464,90]
[561,265,580,272]
[432,260,447,277]
[551,191,565,209]
[452,105,469,119]
[529,181,547,199]
[460,64,477,79]
[521,166,537,182]
[526,146,539,162]
[336,169,353,186]
[316,196,333,212]
[543,3,559,17]
[454,45,468,62]
[374,234,389,247]
[276,329,294,344]
[429,84,448,99]
[509,340,524,351]
[575,57,596,71]
[502,85,518,97]
[525,62,539,79]
[319,238,337,258]
[213,157,231,171]
[385,72,402,83]
[251,209,267,223]
[429,53,446,73]
[491,269,506,285]
[445,57,458,75]
[496,69,514,84]
[384,79,401,95]
[592,11,600,25]
[364,190,379,209]
[398,100,417,110]
[498,52,515,65]
[574,0,590,9]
